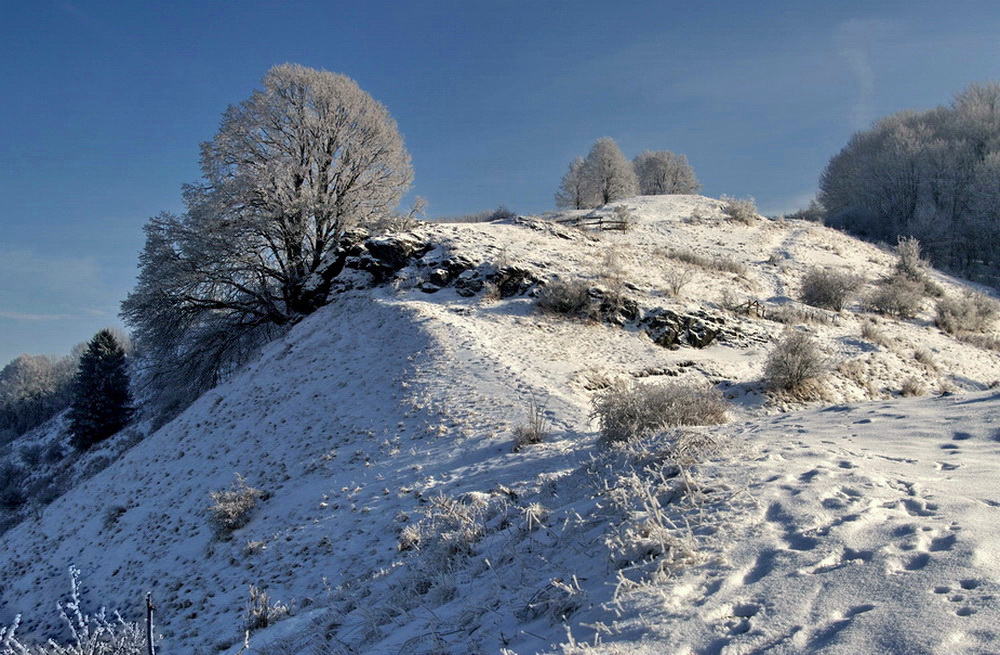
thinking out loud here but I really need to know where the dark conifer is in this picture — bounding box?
[68,330,133,450]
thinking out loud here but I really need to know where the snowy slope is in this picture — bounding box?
[1,195,998,654]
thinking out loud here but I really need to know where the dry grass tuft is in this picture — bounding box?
[591,380,728,444]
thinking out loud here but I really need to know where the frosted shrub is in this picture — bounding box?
[895,236,928,281]
[512,396,550,452]
[488,205,517,221]
[936,292,999,334]
[720,195,758,224]
[900,377,926,397]
[768,304,833,326]
[209,474,265,540]
[661,248,746,276]
[394,492,510,611]
[763,330,827,392]
[664,268,695,297]
[957,333,1000,351]
[860,319,887,345]
[913,348,937,370]
[535,278,594,318]
[800,268,862,311]
[243,585,288,635]
[864,277,924,319]
[591,380,728,444]
[0,567,147,655]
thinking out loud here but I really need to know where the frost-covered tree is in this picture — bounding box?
[554,156,594,209]
[0,348,82,444]
[122,63,413,412]
[581,137,638,206]
[633,150,701,195]
[68,330,132,451]
[820,82,1000,280]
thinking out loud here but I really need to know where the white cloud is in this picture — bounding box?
[0,248,101,292]
[0,310,74,321]
[833,19,897,130]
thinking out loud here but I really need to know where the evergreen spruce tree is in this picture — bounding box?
[68,329,133,450]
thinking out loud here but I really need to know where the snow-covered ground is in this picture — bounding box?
[1,195,998,654]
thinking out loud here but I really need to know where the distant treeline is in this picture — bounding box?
[819,82,1000,289]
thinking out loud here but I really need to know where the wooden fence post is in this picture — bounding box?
[146,592,155,655]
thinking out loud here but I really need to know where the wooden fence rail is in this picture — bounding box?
[553,215,628,232]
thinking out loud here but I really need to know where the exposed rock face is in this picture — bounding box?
[639,308,727,349]
[591,289,640,325]
[365,234,434,270]
[489,266,541,298]
[454,270,485,297]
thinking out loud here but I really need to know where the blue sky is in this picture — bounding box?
[2,0,1000,364]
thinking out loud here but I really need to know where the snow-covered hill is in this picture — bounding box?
[1,195,998,654]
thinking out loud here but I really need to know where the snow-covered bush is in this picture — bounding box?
[799,268,862,311]
[611,204,636,231]
[720,195,758,224]
[591,380,728,444]
[763,330,827,392]
[957,332,1000,352]
[536,278,595,318]
[784,200,825,222]
[864,277,924,319]
[936,292,999,334]
[894,236,928,282]
[208,474,265,541]
[913,348,937,370]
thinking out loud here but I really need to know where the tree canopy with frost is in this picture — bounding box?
[819,81,1000,280]
[633,150,701,195]
[581,137,638,205]
[0,349,82,444]
[122,63,413,413]
[554,156,594,209]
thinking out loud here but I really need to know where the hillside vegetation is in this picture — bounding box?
[1,195,999,654]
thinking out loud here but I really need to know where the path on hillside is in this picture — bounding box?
[766,226,809,301]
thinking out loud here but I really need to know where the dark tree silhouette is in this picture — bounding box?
[68,330,133,451]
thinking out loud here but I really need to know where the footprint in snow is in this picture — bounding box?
[928,533,957,552]
[799,468,824,483]
[894,497,938,517]
[844,603,875,618]
[903,553,931,571]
